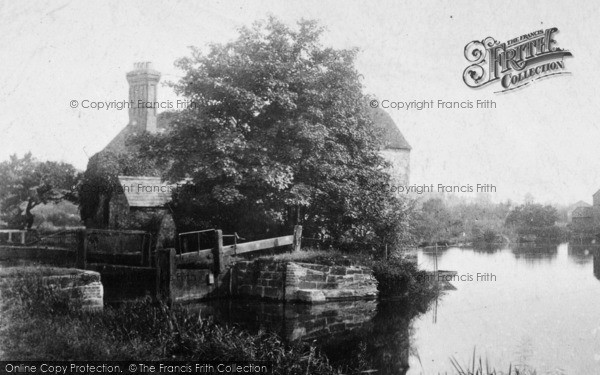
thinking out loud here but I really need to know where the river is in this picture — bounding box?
[192,243,600,374]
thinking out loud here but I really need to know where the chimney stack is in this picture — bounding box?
[126,61,161,133]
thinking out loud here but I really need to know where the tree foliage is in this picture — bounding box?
[412,198,460,244]
[133,17,410,250]
[412,197,512,245]
[504,203,566,243]
[505,203,558,229]
[0,153,78,229]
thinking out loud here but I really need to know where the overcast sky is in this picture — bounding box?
[1,0,598,205]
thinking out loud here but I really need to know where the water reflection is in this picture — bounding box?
[420,246,452,262]
[511,243,558,263]
[594,250,600,281]
[185,243,600,374]
[471,242,504,254]
[567,243,599,265]
[190,293,440,375]
[412,244,600,374]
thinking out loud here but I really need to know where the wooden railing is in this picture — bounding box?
[77,229,153,268]
[156,225,302,304]
[0,229,28,245]
[0,228,154,270]
[174,225,302,272]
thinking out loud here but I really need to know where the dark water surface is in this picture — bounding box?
[192,244,600,374]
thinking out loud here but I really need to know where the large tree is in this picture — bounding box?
[505,203,558,229]
[0,153,78,229]
[134,17,410,250]
[505,203,561,242]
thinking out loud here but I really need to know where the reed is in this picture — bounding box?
[450,348,536,375]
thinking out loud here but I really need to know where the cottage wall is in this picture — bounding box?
[108,193,130,229]
[380,149,410,187]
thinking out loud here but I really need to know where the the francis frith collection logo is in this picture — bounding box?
[463,27,573,93]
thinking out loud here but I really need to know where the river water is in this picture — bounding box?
[194,243,600,374]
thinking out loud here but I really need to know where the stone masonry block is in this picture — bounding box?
[298,281,317,289]
[305,273,327,282]
[321,282,339,289]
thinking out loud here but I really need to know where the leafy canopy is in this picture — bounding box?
[0,152,78,229]
[134,17,409,249]
[505,203,558,229]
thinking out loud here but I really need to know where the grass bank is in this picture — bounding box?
[0,274,338,374]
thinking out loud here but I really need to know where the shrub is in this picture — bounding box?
[372,257,433,298]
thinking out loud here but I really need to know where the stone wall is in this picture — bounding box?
[43,270,104,311]
[232,260,287,300]
[0,268,103,312]
[232,260,378,303]
[380,148,410,187]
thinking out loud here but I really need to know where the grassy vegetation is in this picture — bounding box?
[371,257,437,298]
[450,350,537,375]
[0,274,337,374]
[258,248,370,266]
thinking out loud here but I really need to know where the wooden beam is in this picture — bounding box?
[156,248,176,306]
[292,225,302,252]
[213,229,224,274]
[176,234,295,264]
[175,248,213,265]
[223,235,294,256]
[76,229,87,269]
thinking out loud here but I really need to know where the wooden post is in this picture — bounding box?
[76,229,87,269]
[141,234,151,267]
[156,248,176,306]
[213,230,224,274]
[292,225,303,252]
[20,231,26,244]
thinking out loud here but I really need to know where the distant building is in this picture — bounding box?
[368,107,411,186]
[567,200,591,222]
[570,190,600,237]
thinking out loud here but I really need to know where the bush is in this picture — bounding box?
[372,257,434,298]
[472,228,501,244]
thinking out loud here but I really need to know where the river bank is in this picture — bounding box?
[0,254,435,374]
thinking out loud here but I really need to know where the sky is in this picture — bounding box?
[1,0,599,205]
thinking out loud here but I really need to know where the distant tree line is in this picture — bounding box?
[412,197,565,246]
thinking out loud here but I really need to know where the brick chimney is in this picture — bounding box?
[126,62,160,133]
